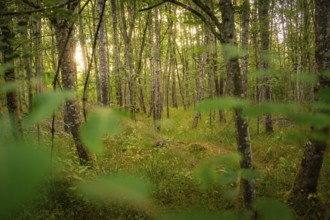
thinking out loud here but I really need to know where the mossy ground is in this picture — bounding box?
[17,108,329,219]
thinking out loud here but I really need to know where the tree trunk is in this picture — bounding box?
[0,2,23,138]
[154,9,162,130]
[241,0,250,97]
[110,0,123,107]
[192,26,206,128]
[97,0,109,106]
[289,0,330,218]
[219,0,255,208]
[120,1,136,116]
[51,5,91,165]
[258,0,273,133]
[18,16,33,113]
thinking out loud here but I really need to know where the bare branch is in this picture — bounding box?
[167,0,223,42]
[0,0,76,16]
[192,0,223,32]
[139,0,168,12]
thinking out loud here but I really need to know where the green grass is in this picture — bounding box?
[12,107,329,219]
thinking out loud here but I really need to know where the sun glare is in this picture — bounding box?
[75,44,85,71]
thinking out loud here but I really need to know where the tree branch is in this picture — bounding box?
[192,0,223,33]
[167,0,223,42]
[139,0,168,12]
[0,0,78,16]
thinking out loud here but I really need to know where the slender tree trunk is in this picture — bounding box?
[148,12,155,117]
[51,4,91,165]
[241,0,250,97]
[135,12,149,114]
[192,26,206,128]
[219,0,255,208]
[110,0,123,107]
[259,0,273,133]
[289,1,330,218]
[0,2,23,138]
[154,8,162,130]
[18,16,33,112]
[97,0,109,106]
[120,1,136,116]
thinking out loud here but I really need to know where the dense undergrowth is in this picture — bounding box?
[2,107,329,219]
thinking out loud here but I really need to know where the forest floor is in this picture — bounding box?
[17,108,330,219]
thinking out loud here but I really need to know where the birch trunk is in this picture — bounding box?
[97,0,109,106]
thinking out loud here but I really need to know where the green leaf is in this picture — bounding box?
[196,97,248,112]
[194,164,218,189]
[77,174,151,210]
[240,168,260,180]
[0,143,51,219]
[293,73,317,84]
[0,82,21,94]
[311,102,330,111]
[254,198,294,220]
[222,44,243,60]
[213,152,241,169]
[218,171,239,185]
[321,70,330,79]
[0,63,12,76]
[243,103,302,117]
[24,90,74,127]
[316,88,330,101]
[288,112,330,130]
[80,108,122,154]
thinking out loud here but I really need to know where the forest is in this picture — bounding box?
[0,0,329,219]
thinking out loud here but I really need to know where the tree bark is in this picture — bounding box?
[219,0,255,208]
[241,0,250,97]
[258,0,273,133]
[0,2,23,138]
[154,8,162,130]
[51,2,91,165]
[110,0,123,107]
[97,0,109,106]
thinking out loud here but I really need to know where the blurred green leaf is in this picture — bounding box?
[254,198,294,220]
[0,143,51,219]
[288,112,330,130]
[240,168,260,180]
[213,152,241,169]
[222,44,244,60]
[0,63,12,76]
[24,90,74,127]
[311,102,330,111]
[243,103,302,117]
[321,70,330,79]
[196,97,248,112]
[222,44,245,60]
[77,174,151,210]
[194,164,218,189]
[218,171,238,185]
[0,82,20,94]
[158,211,250,220]
[316,88,330,101]
[80,108,123,155]
[292,73,317,84]
[310,131,329,142]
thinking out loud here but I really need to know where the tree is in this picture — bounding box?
[97,0,109,106]
[258,0,274,133]
[289,0,330,218]
[0,1,23,138]
[50,1,91,165]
